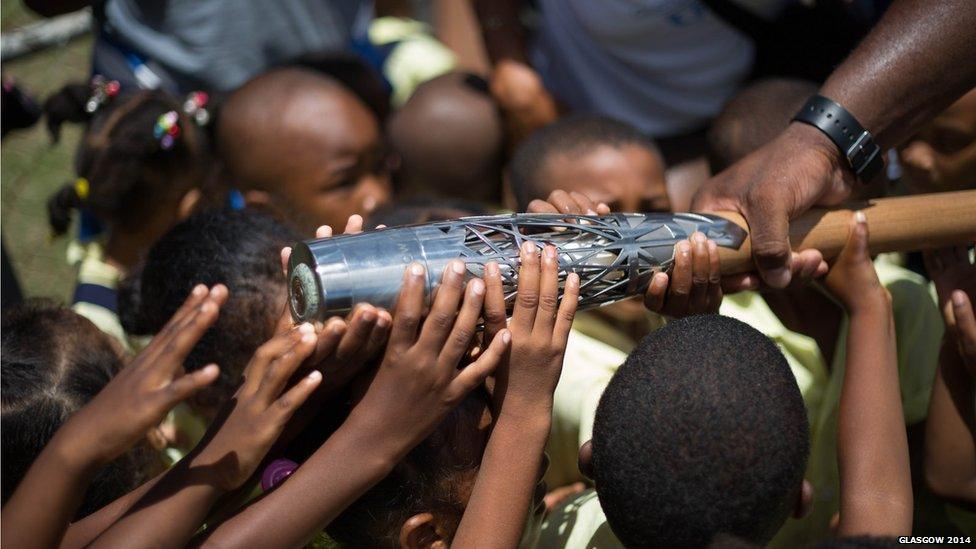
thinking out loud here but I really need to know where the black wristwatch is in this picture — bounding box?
[792,95,884,183]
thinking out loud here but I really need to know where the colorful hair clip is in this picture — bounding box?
[74,177,90,200]
[153,110,181,150]
[182,91,210,126]
[85,75,121,114]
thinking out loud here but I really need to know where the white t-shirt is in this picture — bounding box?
[531,0,784,137]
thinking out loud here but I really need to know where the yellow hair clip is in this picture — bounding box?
[74,178,90,200]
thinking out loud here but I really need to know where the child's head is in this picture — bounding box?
[588,315,810,548]
[120,209,299,419]
[387,72,504,204]
[217,68,392,235]
[44,85,209,244]
[707,78,818,174]
[326,387,494,548]
[1,301,153,518]
[898,87,976,193]
[508,114,669,212]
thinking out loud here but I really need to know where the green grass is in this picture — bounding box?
[2,0,92,300]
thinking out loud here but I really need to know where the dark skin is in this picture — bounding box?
[191,262,510,548]
[899,88,976,194]
[219,72,392,236]
[0,285,227,549]
[477,0,976,287]
[453,244,580,548]
[695,0,976,287]
[923,245,976,507]
[530,146,671,214]
[824,213,912,536]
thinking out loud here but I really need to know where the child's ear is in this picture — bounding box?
[399,513,448,549]
[177,188,203,221]
[792,479,814,519]
[578,439,594,480]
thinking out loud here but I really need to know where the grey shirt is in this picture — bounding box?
[95,0,372,92]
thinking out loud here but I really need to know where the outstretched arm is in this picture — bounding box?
[454,244,580,547]
[923,248,976,507]
[824,213,912,536]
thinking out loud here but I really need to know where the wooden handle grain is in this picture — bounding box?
[715,189,976,274]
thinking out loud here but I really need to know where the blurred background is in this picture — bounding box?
[2,0,90,299]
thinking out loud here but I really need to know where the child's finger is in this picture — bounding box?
[439,279,486,367]
[257,329,318,403]
[387,263,427,355]
[643,272,669,312]
[309,318,347,364]
[706,240,723,312]
[280,247,292,277]
[666,241,693,313]
[418,260,468,352]
[273,370,323,422]
[848,211,870,259]
[554,273,580,343]
[952,291,976,359]
[526,199,560,215]
[160,297,223,373]
[334,305,378,361]
[482,262,509,344]
[512,241,541,330]
[548,190,582,215]
[450,329,510,401]
[244,327,309,392]
[158,364,220,409]
[595,202,611,215]
[343,215,364,234]
[689,233,710,312]
[533,245,561,335]
[152,284,209,345]
[569,191,599,216]
[360,309,392,359]
[315,225,333,239]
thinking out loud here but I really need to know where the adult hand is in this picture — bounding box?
[692,123,855,288]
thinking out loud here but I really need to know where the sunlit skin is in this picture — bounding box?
[899,88,976,193]
[219,71,392,236]
[538,145,671,214]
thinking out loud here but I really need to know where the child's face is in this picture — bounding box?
[899,88,976,193]
[541,145,671,213]
[268,100,392,235]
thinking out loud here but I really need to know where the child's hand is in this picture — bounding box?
[59,285,227,468]
[483,242,580,416]
[925,245,976,374]
[350,260,511,450]
[823,211,889,314]
[190,324,322,491]
[644,231,724,317]
[526,189,611,216]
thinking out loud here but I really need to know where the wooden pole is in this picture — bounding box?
[715,189,976,274]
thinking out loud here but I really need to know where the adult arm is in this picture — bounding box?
[694,0,976,288]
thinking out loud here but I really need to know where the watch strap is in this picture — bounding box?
[792,95,884,182]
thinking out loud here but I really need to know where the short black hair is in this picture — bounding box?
[509,114,659,210]
[120,209,299,413]
[707,78,817,173]
[592,314,809,548]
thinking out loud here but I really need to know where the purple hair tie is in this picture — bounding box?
[261,458,299,492]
